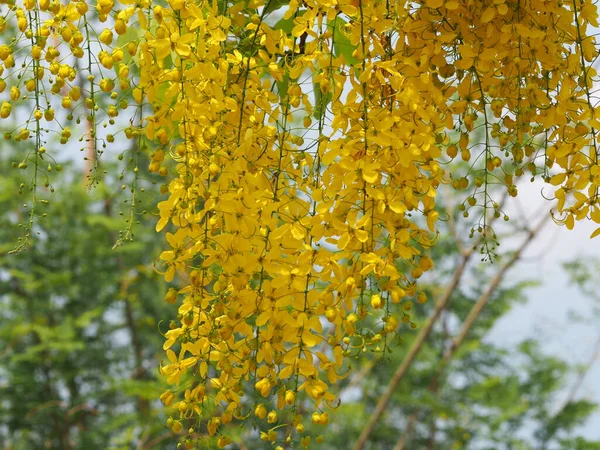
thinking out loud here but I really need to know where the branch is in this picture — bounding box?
[391,215,548,450]
[392,413,417,450]
[444,215,548,362]
[353,242,477,450]
[352,194,509,450]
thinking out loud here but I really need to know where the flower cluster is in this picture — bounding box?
[2,0,599,447]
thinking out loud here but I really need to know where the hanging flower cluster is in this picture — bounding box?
[1,0,599,447]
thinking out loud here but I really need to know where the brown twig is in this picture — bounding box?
[353,241,477,450]
[393,412,417,450]
[391,215,548,450]
[444,216,548,362]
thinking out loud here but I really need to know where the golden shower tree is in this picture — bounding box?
[2,0,600,447]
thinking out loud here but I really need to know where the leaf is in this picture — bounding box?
[116,25,142,66]
[263,0,290,15]
[273,10,305,35]
[331,16,358,66]
[312,81,332,120]
[276,71,290,100]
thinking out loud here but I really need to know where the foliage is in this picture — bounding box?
[2,0,600,447]
[0,160,174,449]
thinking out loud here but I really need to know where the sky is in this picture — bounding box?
[488,177,600,438]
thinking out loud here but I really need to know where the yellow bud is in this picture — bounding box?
[207,418,220,436]
[99,29,113,46]
[1,102,12,119]
[285,390,296,405]
[419,256,434,271]
[446,144,458,158]
[24,79,35,92]
[217,436,231,448]
[254,403,267,419]
[171,420,182,433]
[97,0,114,14]
[76,0,88,14]
[58,65,70,79]
[10,86,20,102]
[411,267,423,279]
[115,19,127,35]
[164,288,177,304]
[459,132,469,151]
[99,78,115,93]
[112,48,124,62]
[325,308,336,322]
[153,5,164,21]
[160,390,175,406]
[44,108,54,122]
[101,55,114,69]
[127,41,137,56]
[61,27,72,42]
[0,45,10,61]
[267,410,277,423]
[31,45,42,60]
[18,17,27,32]
[370,294,383,309]
[4,55,14,68]
[384,316,398,332]
[71,31,84,47]
[208,163,219,176]
[318,412,329,425]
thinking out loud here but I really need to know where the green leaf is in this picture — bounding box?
[115,25,142,66]
[313,81,332,120]
[264,0,290,15]
[276,72,290,100]
[331,16,358,66]
[273,10,305,34]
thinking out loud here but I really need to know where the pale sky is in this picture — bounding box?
[488,177,600,439]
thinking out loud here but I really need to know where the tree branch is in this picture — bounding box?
[353,242,477,450]
[391,215,548,450]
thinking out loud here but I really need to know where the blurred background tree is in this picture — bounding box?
[0,151,177,449]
